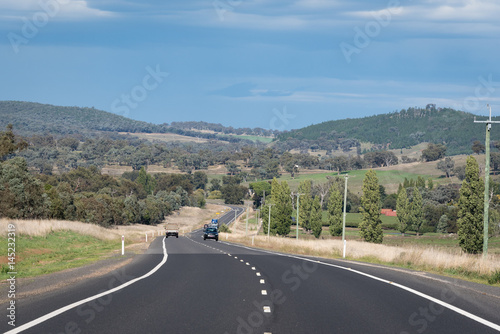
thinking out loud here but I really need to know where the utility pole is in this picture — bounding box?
[474,104,499,257]
[342,175,349,258]
[293,192,304,240]
[246,205,249,236]
[256,209,260,228]
[267,203,274,241]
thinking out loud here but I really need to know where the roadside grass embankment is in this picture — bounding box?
[0,219,163,281]
[225,212,500,286]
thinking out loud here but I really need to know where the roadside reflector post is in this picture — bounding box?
[146,233,148,243]
[252,236,254,246]
[343,240,346,259]
[121,235,125,255]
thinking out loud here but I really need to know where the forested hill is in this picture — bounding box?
[0,101,275,142]
[0,101,161,137]
[278,107,500,155]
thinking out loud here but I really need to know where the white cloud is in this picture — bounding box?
[0,0,115,20]
[351,0,500,22]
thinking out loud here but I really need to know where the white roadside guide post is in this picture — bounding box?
[145,233,148,243]
[121,235,125,255]
[342,175,349,258]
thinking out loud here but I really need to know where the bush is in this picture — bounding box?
[488,270,500,285]
[419,225,436,234]
[219,224,230,233]
[208,190,222,199]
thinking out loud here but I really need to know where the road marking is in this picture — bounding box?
[260,279,265,284]
[220,241,500,332]
[6,237,169,334]
[261,290,268,295]
[263,306,271,313]
[252,267,256,270]
[256,272,261,277]
[246,262,250,265]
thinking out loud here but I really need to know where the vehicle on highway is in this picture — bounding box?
[203,224,209,232]
[210,218,219,229]
[165,223,179,238]
[203,227,218,241]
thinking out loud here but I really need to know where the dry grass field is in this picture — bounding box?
[119,132,211,143]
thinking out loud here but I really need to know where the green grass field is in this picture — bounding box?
[0,231,121,280]
[218,134,274,143]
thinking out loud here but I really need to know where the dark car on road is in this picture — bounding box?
[203,227,218,241]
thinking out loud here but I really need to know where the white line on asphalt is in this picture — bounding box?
[220,241,500,332]
[6,238,169,334]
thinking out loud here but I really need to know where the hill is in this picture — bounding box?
[0,101,161,137]
[0,101,273,144]
[278,107,499,155]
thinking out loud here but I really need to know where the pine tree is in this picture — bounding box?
[271,178,293,236]
[411,187,424,236]
[396,187,410,236]
[403,178,410,188]
[437,214,448,233]
[457,156,484,254]
[359,170,383,243]
[328,186,343,236]
[298,180,313,232]
[311,196,323,238]
[416,176,426,189]
[427,178,434,190]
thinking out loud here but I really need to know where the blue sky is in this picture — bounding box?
[1,0,499,131]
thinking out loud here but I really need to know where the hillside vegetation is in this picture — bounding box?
[0,101,272,144]
[279,107,499,155]
[0,101,159,137]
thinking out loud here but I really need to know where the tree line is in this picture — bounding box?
[0,125,208,226]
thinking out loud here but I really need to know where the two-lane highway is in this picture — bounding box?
[3,225,500,333]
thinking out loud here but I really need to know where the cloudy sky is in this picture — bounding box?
[1,0,499,130]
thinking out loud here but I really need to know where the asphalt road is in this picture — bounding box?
[3,213,500,333]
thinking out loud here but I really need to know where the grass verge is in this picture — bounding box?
[0,230,121,280]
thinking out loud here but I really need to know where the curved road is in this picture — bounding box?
[3,223,500,333]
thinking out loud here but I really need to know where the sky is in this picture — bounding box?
[1,0,499,131]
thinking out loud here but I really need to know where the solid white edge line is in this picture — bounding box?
[6,237,169,334]
[219,241,500,332]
